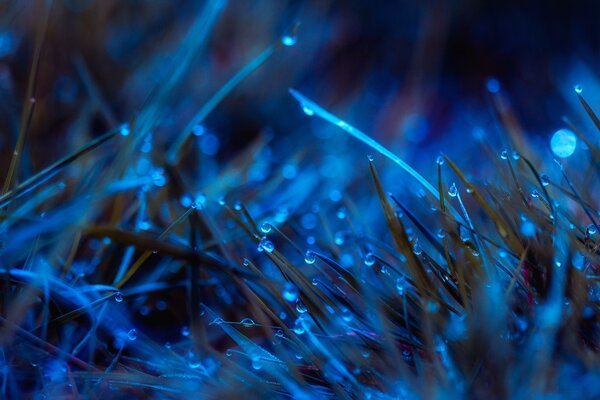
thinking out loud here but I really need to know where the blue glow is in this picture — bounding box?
[520,220,535,237]
[486,78,500,93]
[550,128,577,158]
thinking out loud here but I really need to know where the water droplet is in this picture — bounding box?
[551,129,577,158]
[282,283,298,302]
[500,150,508,160]
[186,351,202,369]
[448,183,458,198]
[396,276,406,295]
[181,326,190,337]
[301,104,314,116]
[260,222,272,234]
[412,243,422,255]
[575,84,583,94]
[295,300,307,314]
[281,34,297,47]
[363,252,375,266]
[336,207,346,219]
[341,308,353,322]
[587,224,598,235]
[234,201,243,211]
[311,278,318,286]
[114,292,124,303]
[293,318,305,335]
[540,174,550,187]
[304,250,316,264]
[436,228,446,239]
[127,328,137,341]
[334,231,345,245]
[119,124,130,137]
[275,329,284,337]
[240,318,255,328]
[512,151,520,160]
[367,154,374,161]
[258,237,274,253]
[210,317,224,325]
[436,155,444,165]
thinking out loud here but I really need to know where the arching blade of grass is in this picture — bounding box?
[289,88,461,220]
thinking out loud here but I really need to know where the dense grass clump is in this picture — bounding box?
[2,1,600,399]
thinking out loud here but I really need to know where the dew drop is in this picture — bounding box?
[304,250,316,264]
[341,308,353,322]
[336,207,347,219]
[334,231,345,245]
[512,151,520,160]
[412,243,422,255]
[260,222,272,234]
[448,183,458,198]
[293,318,305,335]
[436,228,446,239]
[281,34,297,47]
[540,174,550,187]
[181,326,190,337]
[240,318,255,328]
[210,317,224,325]
[436,155,444,165]
[587,224,598,236]
[114,292,124,303]
[282,283,298,302]
[575,84,583,94]
[301,104,314,116]
[258,237,274,253]
[119,124,130,137]
[363,252,375,266]
[127,329,137,341]
[396,276,407,296]
[500,150,508,160]
[367,154,374,161]
[295,300,307,314]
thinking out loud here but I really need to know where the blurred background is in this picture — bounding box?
[1,0,600,177]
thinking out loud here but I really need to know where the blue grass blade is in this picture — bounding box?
[289,89,440,201]
[168,45,276,162]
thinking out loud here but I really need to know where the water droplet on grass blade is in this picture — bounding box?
[304,250,316,264]
[282,283,298,302]
[127,329,137,341]
[258,237,274,253]
[448,183,458,198]
[260,222,272,234]
[240,318,255,328]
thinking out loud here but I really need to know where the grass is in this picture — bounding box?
[1,2,600,399]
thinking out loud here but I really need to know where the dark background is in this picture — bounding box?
[1,0,599,174]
